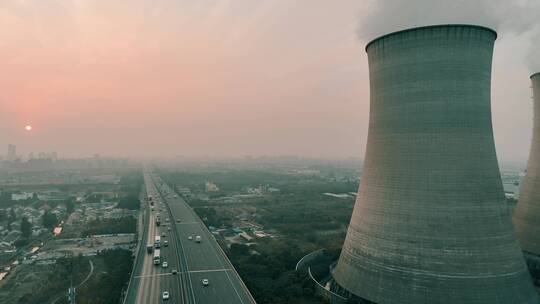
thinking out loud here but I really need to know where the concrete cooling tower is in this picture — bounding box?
[332,25,538,304]
[514,73,540,256]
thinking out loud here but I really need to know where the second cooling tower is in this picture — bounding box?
[514,73,540,255]
[332,25,538,303]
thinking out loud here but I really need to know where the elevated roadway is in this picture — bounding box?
[124,170,256,304]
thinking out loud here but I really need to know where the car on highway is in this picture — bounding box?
[162,261,168,268]
[167,227,171,231]
[176,219,181,223]
[162,232,166,237]
[172,269,178,275]
[195,235,202,243]
[164,240,168,247]
[162,291,170,300]
[202,279,209,286]
[188,236,193,241]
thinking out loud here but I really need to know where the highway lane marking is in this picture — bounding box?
[175,221,199,225]
[135,179,154,303]
[172,213,198,303]
[160,183,195,303]
[135,268,233,279]
[199,219,247,303]
[188,268,232,274]
[135,178,158,304]
[161,181,253,303]
[134,272,172,279]
[164,196,187,304]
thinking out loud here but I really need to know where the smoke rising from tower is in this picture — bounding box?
[333,25,538,304]
[356,0,540,72]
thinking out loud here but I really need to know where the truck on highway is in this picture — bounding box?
[195,235,202,243]
[146,244,153,253]
[155,235,161,248]
[153,249,161,265]
[156,217,161,226]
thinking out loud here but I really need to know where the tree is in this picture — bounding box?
[21,217,32,239]
[65,199,75,214]
[116,195,140,210]
[82,217,136,236]
[42,211,58,229]
[14,238,29,248]
[230,243,249,257]
[0,190,13,206]
[7,208,16,231]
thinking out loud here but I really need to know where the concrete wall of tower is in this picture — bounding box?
[514,73,540,256]
[333,25,538,304]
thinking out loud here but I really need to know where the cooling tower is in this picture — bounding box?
[332,25,538,304]
[514,73,540,256]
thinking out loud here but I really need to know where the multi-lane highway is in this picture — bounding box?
[125,172,185,303]
[124,170,256,304]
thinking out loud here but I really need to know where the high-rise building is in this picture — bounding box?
[332,25,538,303]
[7,144,16,161]
[513,73,540,256]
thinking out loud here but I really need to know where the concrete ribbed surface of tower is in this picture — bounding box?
[514,73,540,256]
[332,24,539,304]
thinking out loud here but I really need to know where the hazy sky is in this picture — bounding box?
[1,1,539,161]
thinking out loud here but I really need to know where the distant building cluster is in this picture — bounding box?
[0,204,67,250]
[244,184,279,195]
[212,224,273,250]
[0,145,134,171]
[6,144,16,162]
[11,192,34,201]
[205,181,219,192]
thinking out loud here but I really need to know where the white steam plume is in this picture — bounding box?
[357,0,540,73]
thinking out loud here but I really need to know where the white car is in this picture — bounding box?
[202,279,209,286]
[162,261,168,268]
[162,291,170,300]
[188,236,193,241]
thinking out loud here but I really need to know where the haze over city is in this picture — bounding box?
[1,0,540,161]
[4,1,540,304]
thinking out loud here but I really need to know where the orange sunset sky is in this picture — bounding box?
[1,1,539,160]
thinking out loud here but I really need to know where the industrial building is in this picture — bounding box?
[332,25,538,303]
[6,144,16,162]
[513,73,540,280]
